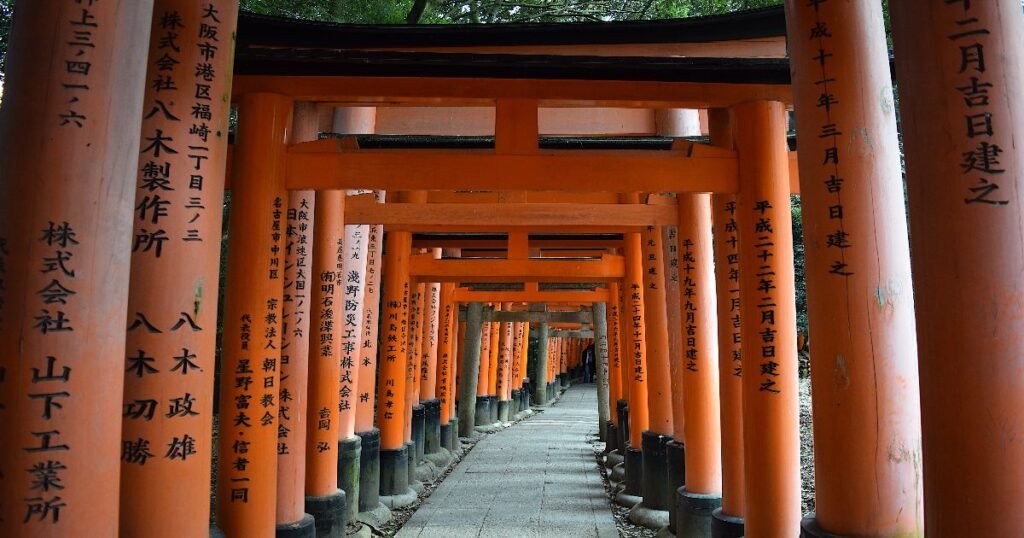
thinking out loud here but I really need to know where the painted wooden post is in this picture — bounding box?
[0,2,154,535]
[436,282,457,448]
[618,221,651,505]
[786,1,925,536]
[213,92,292,537]
[276,103,318,536]
[733,100,800,537]
[708,108,746,536]
[533,321,550,404]
[891,1,1024,534]
[117,3,235,537]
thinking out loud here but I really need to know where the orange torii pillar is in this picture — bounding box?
[356,190,391,521]
[376,228,416,509]
[626,222,676,528]
[212,93,292,537]
[117,3,236,537]
[486,305,501,421]
[407,277,424,479]
[475,316,493,425]
[533,319,550,404]
[708,108,746,538]
[0,3,151,536]
[435,282,458,453]
[510,320,530,416]
[891,2,1024,534]
[336,202,370,525]
[787,1,925,536]
[420,251,444,462]
[733,101,800,536]
[615,226,652,509]
[605,281,627,464]
[455,315,466,413]
[676,190,724,536]
[496,309,515,421]
[458,302,486,436]
[275,105,318,537]
[301,185,347,538]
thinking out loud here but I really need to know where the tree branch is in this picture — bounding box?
[406,0,430,24]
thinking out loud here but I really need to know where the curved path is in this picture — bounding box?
[397,384,618,538]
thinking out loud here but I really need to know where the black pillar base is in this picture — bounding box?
[711,508,745,538]
[605,421,618,453]
[547,382,555,402]
[440,422,453,452]
[379,445,409,496]
[488,395,498,423]
[640,431,673,511]
[676,488,720,537]
[305,489,346,538]
[475,396,490,426]
[510,389,521,415]
[422,399,441,455]
[666,440,686,531]
[356,429,381,512]
[497,399,510,421]
[624,445,644,497]
[275,513,316,538]
[800,513,843,538]
[412,405,425,463]
[210,525,225,538]
[521,386,530,409]
[337,436,361,521]
[405,441,417,487]
[617,400,630,453]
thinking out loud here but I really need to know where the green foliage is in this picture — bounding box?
[0,0,14,81]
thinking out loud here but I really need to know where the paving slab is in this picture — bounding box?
[396,384,616,537]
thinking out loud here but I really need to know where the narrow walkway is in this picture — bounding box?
[397,384,618,538]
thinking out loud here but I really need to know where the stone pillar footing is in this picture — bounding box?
[356,429,381,513]
[440,422,453,452]
[379,445,417,509]
[210,525,225,538]
[304,489,346,538]
[624,445,644,497]
[510,389,521,415]
[641,431,673,512]
[616,400,630,452]
[275,513,316,538]
[605,421,618,453]
[412,405,426,462]
[675,488,721,537]
[666,440,686,531]
[337,436,362,522]
[423,399,441,455]
[487,395,498,423]
[497,399,511,422]
[475,396,490,426]
[711,508,745,538]
[404,441,419,488]
[800,513,843,538]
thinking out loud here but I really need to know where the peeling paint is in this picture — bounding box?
[880,85,895,114]
[833,354,850,389]
[194,279,204,317]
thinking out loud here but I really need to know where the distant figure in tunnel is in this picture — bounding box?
[583,342,595,383]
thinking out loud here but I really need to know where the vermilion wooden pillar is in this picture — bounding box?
[607,281,624,422]
[733,100,800,537]
[475,318,492,425]
[213,92,292,537]
[708,108,746,534]
[419,251,442,457]
[891,1,1024,534]
[0,2,153,535]
[496,307,514,420]
[787,1,924,536]
[302,188,346,536]
[118,3,236,537]
[276,104,318,536]
[436,282,457,449]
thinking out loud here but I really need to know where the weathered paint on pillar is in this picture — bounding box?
[787,1,924,535]
[733,100,800,536]
[377,230,412,451]
[303,189,345,495]
[117,2,235,536]
[274,104,318,528]
[338,217,369,440]
[477,320,491,397]
[607,282,624,422]
[640,223,673,435]
[678,193,723,495]
[0,2,154,535]
[488,304,501,396]
[662,222,686,441]
[496,311,514,401]
[355,191,385,435]
[623,230,651,448]
[709,108,746,519]
[437,283,457,425]
[891,1,1024,534]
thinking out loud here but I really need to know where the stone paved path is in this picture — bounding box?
[397,384,618,538]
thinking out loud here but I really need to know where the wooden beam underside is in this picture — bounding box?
[346,202,677,231]
[452,289,609,303]
[410,254,624,283]
[286,140,738,193]
[233,75,792,108]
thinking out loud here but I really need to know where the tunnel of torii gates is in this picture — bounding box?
[0,1,1023,538]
